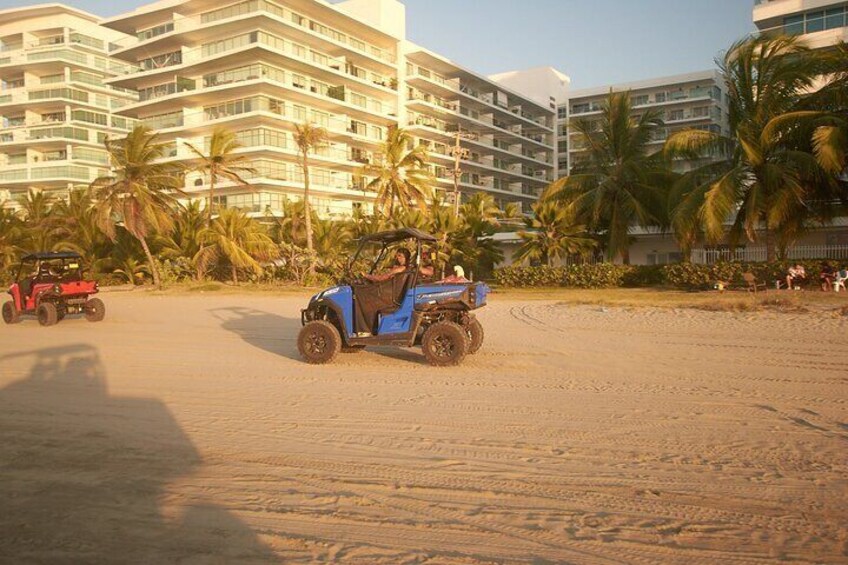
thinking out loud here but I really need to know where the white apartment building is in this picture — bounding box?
[405,53,564,210]
[0,4,137,207]
[754,0,848,49]
[558,70,729,176]
[99,0,568,218]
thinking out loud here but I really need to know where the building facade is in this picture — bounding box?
[0,5,137,207]
[558,70,730,176]
[754,0,848,49]
[99,0,567,218]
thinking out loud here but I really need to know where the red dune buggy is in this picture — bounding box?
[3,252,105,327]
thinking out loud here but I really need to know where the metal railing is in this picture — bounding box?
[692,245,848,264]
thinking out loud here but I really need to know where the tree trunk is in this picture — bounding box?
[764,227,776,262]
[231,264,238,285]
[208,169,216,226]
[621,247,631,265]
[302,152,315,277]
[138,236,161,289]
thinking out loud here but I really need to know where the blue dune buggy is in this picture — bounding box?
[298,228,489,366]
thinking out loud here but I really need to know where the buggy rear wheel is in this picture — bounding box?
[2,301,20,324]
[466,316,484,354]
[37,302,58,327]
[298,321,341,364]
[84,298,106,322]
[422,321,468,367]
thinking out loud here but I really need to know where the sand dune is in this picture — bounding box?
[1,292,846,564]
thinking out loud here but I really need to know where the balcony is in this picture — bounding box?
[139,78,196,102]
[197,0,396,64]
[408,65,552,131]
[0,164,96,183]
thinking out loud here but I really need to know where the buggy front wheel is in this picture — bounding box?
[298,321,341,364]
[2,301,20,324]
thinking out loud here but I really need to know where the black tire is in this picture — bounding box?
[422,321,468,367]
[466,316,484,354]
[2,301,20,324]
[84,298,106,322]
[37,302,58,327]
[298,321,341,364]
[341,345,366,354]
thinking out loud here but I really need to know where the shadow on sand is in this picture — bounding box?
[210,306,303,361]
[211,305,434,366]
[0,344,276,563]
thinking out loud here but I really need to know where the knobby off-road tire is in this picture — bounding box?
[2,301,20,324]
[466,316,484,354]
[422,321,468,367]
[37,302,58,327]
[298,320,341,364]
[84,298,106,322]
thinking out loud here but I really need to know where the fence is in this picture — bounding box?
[691,245,848,264]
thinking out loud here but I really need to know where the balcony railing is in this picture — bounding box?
[197,0,396,64]
[692,245,848,264]
[408,64,552,129]
[0,164,96,182]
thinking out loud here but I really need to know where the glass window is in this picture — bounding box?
[806,11,825,33]
[825,7,845,30]
[784,14,805,35]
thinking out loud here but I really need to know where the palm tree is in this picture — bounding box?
[346,207,389,242]
[665,35,842,260]
[0,206,23,279]
[293,122,328,277]
[808,42,848,176]
[515,200,595,266]
[359,127,433,216]
[91,125,183,288]
[312,217,352,272]
[196,207,278,284]
[20,189,61,252]
[499,201,524,227]
[427,193,461,278]
[453,193,504,279]
[157,200,207,280]
[184,127,256,225]
[52,188,110,271]
[552,90,671,264]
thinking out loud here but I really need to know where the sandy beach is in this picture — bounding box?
[1,291,846,564]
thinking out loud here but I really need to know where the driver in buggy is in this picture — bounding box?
[352,247,436,336]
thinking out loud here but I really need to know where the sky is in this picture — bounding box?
[0,0,756,89]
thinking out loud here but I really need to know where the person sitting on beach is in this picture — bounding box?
[785,264,807,290]
[819,262,835,292]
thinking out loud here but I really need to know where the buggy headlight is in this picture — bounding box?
[53,284,62,293]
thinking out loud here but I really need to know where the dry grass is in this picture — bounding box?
[494,287,847,314]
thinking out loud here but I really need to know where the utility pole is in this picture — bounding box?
[448,127,474,217]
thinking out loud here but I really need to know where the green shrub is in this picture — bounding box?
[494,264,634,288]
[494,259,837,290]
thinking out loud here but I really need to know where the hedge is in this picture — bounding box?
[493,260,837,290]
